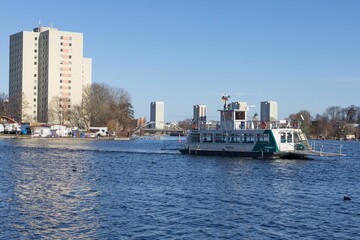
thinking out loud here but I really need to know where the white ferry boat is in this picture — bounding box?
[179,98,344,159]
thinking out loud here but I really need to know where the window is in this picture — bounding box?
[287,132,293,143]
[189,133,200,143]
[235,111,245,120]
[202,133,213,142]
[229,133,241,143]
[281,132,286,143]
[215,134,226,143]
[256,134,269,143]
[243,134,254,143]
[222,111,232,121]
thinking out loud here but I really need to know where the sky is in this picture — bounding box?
[0,0,359,122]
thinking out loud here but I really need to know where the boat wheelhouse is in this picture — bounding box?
[180,99,344,159]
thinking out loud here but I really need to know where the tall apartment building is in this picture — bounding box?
[9,26,92,123]
[150,101,164,129]
[193,104,207,123]
[260,101,278,122]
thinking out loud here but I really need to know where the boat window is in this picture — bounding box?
[215,134,226,143]
[287,132,293,143]
[223,111,232,121]
[229,133,241,143]
[280,132,286,143]
[235,111,245,120]
[243,133,254,143]
[256,133,269,143]
[202,133,213,143]
[189,133,200,143]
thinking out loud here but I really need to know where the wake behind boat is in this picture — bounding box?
[179,97,344,159]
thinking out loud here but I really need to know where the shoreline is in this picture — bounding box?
[0,134,130,141]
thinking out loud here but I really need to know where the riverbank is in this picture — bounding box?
[0,134,131,141]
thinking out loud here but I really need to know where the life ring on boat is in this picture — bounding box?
[261,121,268,129]
[293,122,298,129]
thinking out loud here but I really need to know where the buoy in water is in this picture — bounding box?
[343,196,351,201]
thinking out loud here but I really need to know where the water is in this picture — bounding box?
[0,138,359,239]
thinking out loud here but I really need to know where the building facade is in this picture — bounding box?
[150,101,164,129]
[260,101,278,122]
[193,104,207,123]
[9,26,92,123]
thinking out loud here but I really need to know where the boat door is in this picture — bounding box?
[279,131,295,152]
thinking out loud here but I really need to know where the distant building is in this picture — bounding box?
[9,25,92,123]
[260,101,278,122]
[193,104,207,123]
[136,117,146,127]
[150,101,164,129]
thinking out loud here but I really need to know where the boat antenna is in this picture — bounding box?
[221,94,230,109]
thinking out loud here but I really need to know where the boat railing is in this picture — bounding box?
[310,141,345,156]
[193,120,302,130]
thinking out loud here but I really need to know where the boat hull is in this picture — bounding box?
[179,148,310,159]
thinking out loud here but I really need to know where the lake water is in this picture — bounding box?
[0,138,359,239]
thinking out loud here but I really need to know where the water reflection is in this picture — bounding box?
[11,145,99,239]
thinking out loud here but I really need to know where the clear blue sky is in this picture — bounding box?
[0,0,359,122]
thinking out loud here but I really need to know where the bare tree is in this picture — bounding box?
[177,118,193,131]
[48,96,70,125]
[8,92,31,122]
[0,92,9,116]
[288,110,312,136]
[69,85,91,129]
[107,87,134,136]
[345,105,359,124]
[69,83,134,136]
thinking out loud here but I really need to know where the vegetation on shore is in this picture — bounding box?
[1,89,359,139]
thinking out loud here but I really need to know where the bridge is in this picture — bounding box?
[131,121,185,136]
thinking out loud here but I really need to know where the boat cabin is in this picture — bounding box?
[219,101,249,130]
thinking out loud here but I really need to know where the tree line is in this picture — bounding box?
[1,86,359,139]
[289,105,360,139]
[0,83,135,137]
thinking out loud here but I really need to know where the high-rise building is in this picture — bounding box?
[150,101,164,129]
[260,101,278,122]
[8,26,92,123]
[193,104,207,123]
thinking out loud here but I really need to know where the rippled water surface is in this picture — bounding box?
[0,138,359,239]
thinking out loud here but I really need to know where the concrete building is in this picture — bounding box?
[8,26,92,123]
[150,101,164,129]
[193,104,207,123]
[260,101,278,122]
